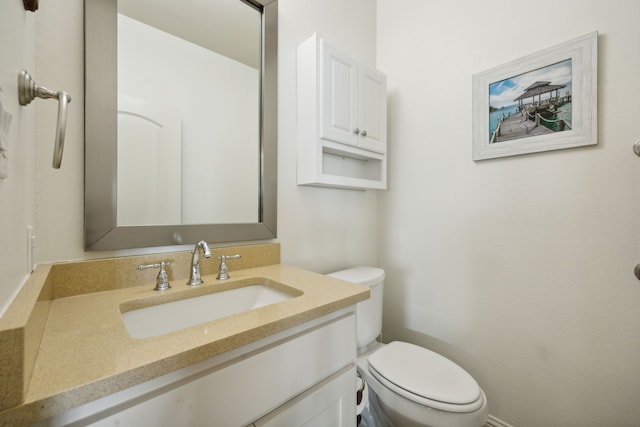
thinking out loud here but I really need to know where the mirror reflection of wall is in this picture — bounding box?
[117,0,261,226]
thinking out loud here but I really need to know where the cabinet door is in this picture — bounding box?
[320,41,359,147]
[255,366,356,427]
[358,65,387,154]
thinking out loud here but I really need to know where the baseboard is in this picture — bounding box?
[485,414,515,427]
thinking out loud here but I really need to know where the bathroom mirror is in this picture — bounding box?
[84,0,277,250]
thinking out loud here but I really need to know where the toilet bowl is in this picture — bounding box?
[328,267,488,427]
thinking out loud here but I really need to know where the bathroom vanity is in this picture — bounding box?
[38,308,357,426]
[0,244,369,426]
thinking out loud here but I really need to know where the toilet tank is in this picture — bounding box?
[327,267,385,350]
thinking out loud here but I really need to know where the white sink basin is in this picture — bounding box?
[122,282,297,339]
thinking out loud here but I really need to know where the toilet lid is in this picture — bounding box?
[367,341,481,406]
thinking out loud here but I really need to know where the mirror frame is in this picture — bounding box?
[84,0,277,250]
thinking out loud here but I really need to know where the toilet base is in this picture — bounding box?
[358,386,393,427]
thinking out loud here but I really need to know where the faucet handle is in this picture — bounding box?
[137,261,172,291]
[216,254,241,280]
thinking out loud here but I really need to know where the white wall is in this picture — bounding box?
[0,2,36,314]
[277,0,379,272]
[33,0,86,265]
[377,1,640,425]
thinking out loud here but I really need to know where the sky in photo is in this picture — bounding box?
[489,59,572,109]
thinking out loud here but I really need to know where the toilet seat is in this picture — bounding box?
[367,341,484,413]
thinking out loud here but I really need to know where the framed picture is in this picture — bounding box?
[472,32,597,161]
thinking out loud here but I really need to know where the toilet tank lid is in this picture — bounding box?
[327,266,385,286]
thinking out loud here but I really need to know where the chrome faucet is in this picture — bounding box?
[186,240,212,286]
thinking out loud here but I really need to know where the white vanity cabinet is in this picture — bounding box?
[297,33,387,190]
[253,366,355,426]
[36,309,357,427]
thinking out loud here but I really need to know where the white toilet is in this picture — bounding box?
[328,267,488,427]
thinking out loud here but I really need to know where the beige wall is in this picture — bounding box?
[377,0,640,425]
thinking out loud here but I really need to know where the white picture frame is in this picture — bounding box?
[472,32,597,161]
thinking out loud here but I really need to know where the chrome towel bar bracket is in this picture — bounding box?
[18,70,71,169]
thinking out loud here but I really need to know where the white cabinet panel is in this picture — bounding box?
[320,42,358,147]
[358,65,386,154]
[255,366,356,427]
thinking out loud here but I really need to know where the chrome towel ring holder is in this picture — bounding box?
[18,70,71,169]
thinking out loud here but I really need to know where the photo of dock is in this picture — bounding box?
[489,59,572,143]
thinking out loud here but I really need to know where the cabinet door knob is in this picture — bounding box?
[353,128,360,135]
[361,130,367,137]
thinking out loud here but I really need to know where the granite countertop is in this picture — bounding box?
[0,263,369,426]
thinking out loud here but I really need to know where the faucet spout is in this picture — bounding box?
[187,240,212,286]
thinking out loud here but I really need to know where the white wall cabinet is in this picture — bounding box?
[35,309,357,427]
[297,34,387,190]
[319,42,386,154]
